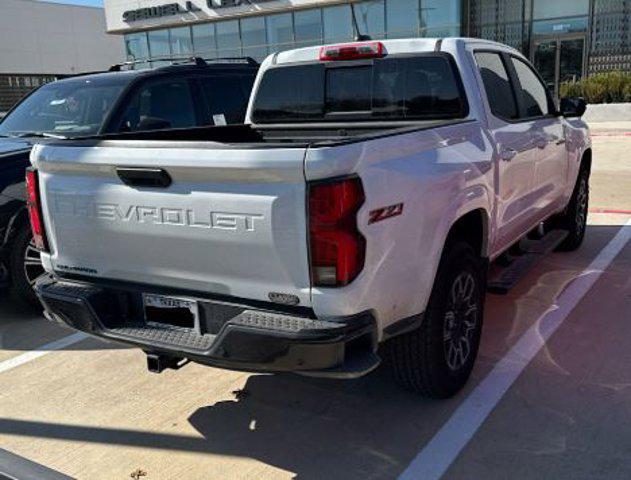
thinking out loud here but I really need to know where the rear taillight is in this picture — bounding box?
[309,177,365,287]
[319,41,385,61]
[25,168,48,252]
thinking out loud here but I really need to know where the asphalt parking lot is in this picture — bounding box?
[0,134,630,480]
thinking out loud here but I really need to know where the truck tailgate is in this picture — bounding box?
[32,143,312,306]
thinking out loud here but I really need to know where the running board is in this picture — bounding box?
[488,229,568,294]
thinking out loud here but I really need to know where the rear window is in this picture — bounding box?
[252,54,467,123]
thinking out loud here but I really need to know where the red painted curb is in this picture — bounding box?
[591,132,631,137]
[590,208,631,214]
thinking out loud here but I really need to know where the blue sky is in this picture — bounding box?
[40,0,104,7]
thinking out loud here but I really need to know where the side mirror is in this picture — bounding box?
[559,97,587,118]
[136,116,171,131]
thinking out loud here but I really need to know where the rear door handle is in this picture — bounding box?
[500,147,517,162]
[116,167,172,188]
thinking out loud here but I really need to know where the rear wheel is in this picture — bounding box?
[386,242,486,398]
[9,223,45,307]
[553,167,589,252]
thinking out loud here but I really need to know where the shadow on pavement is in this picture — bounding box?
[0,292,127,352]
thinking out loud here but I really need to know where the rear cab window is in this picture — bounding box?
[251,53,468,123]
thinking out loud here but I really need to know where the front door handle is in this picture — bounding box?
[500,147,517,162]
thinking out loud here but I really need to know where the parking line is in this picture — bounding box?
[399,219,631,480]
[0,332,88,376]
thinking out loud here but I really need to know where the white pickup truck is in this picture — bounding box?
[30,38,591,398]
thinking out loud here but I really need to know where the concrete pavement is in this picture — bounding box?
[0,136,629,480]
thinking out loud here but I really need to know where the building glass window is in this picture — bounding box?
[323,5,352,44]
[170,26,193,56]
[421,0,461,33]
[533,0,589,19]
[355,1,386,39]
[386,0,419,38]
[148,29,171,59]
[192,24,217,58]
[125,32,149,61]
[241,16,268,61]
[216,20,241,58]
[294,9,322,47]
[267,13,294,52]
[532,17,589,35]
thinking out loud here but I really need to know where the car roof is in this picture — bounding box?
[53,60,258,85]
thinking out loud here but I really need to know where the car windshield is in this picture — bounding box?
[0,76,129,138]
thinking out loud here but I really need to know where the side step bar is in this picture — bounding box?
[488,229,568,294]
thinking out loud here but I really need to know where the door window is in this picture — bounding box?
[510,57,551,118]
[118,79,196,132]
[200,76,254,125]
[474,52,518,121]
[533,41,557,92]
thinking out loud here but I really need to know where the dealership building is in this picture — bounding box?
[105,0,630,97]
[0,0,125,112]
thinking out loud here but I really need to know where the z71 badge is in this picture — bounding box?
[368,203,404,224]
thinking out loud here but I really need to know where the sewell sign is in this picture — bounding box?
[123,0,274,22]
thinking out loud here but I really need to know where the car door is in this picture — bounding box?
[508,56,567,220]
[474,51,539,255]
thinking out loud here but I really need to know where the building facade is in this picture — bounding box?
[0,0,125,112]
[106,0,630,97]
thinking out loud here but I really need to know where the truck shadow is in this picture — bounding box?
[186,368,451,479]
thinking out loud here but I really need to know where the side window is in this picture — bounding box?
[474,52,518,121]
[510,57,551,118]
[118,78,196,132]
[201,76,251,125]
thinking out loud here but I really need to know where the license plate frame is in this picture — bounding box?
[142,293,200,332]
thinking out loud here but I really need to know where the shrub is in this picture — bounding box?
[560,72,631,104]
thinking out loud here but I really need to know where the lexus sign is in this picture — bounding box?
[123,0,274,22]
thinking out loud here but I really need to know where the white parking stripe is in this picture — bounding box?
[399,219,631,480]
[0,332,88,375]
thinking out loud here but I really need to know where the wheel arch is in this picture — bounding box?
[2,206,29,250]
[444,208,490,259]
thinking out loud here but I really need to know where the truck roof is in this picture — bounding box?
[267,37,522,67]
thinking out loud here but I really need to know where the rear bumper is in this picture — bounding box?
[36,276,380,379]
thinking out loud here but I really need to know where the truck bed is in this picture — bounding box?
[59,120,470,148]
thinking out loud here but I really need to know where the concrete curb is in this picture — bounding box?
[583,103,631,123]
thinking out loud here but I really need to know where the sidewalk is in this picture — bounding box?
[587,121,631,135]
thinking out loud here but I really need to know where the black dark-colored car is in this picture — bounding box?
[0,58,258,305]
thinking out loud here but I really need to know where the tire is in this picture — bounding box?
[8,223,45,307]
[553,167,589,252]
[386,241,486,398]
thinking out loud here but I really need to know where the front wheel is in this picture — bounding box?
[553,167,589,252]
[9,223,46,307]
[386,242,486,398]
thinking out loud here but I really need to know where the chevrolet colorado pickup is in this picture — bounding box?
[30,38,590,398]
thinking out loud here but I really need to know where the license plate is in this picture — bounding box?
[143,294,199,330]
